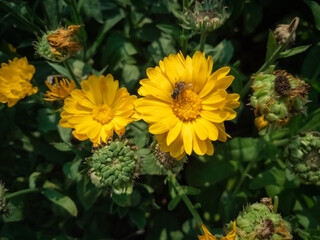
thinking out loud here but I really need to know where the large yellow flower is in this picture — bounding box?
[198,222,237,240]
[0,57,37,107]
[59,74,136,145]
[44,77,76,101]
[135,51,240,159]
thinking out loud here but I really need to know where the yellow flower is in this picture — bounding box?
[59,74,136,145]
[134,51,240,159]
[0,57,37,107]
[254,116,269,131]
[198,222,237,240]
[44,78,76,101]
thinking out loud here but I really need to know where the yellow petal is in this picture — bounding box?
[215,75,234,90]
[149,117,178,134]
[192,119,209,140]
[200,110,230,123]
[193,134,207,155]
[167,120,183,145]
[182,122,193,155]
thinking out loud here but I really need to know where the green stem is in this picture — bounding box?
[199,31,207,52]
[232,159,255,195]
[181,0,189,55]
[63,60,81,88]
[168,171,203,227]
[240,26,297,99]
[6,188,41,199]
[273,196,279,213]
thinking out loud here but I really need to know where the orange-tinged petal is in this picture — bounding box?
[198,225,217,240]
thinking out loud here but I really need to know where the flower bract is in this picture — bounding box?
[134,51,240,159]
[0,57,37,107]
[59,74,136,145]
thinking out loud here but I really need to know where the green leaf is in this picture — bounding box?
[42,0,64,28]
[205,40,234,68]
[179,186,200,196]
[279,45,311,58]
[87,9,125,59]
[156,24,181,41]
[1,198,24,222]
[58,126,72,143]
[249,167,286,190]
[243,2,262,33]
[63,157,82,182]
[112,190,141,207]
[168,196,181,211]
[81,0,103,23]
[42,188,78,217]
[128,207,146,229]
[29,172,41,189]
[52,142,72,152]
[305,0,320,31]
[265,30,277,61]
[301,44,320,80]
[300,108,320,132]
[46,62,72,79]
[37,108,59,133]
[77,177,100,210]
[122,64,140,91]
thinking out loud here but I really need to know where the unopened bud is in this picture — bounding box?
[274,17,299,45]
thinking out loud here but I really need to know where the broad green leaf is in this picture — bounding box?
[112,190,141,207]
[156,24,181,41]
[1,198,24,222]
[265,30,277,61]
[122,64,140,91]
[63,157,82,181]
[42,188,78,217]
[305,0,320,31]
[128,207,146,229]
[249,167,286,190]
[168,196,181,211]
[37,108,59,133]
[46,62,72,79]
[205,40,234,68]
[52,142,72,152]
[29,172,41,189]
[300,108,320,132]
[77,177,100,210]
[279,45,311,58]
[42,0,64,28]
[58,126,72,143]
[81,0,103,23]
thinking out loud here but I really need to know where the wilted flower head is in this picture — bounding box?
[250,66,309,131]
[0,57,37,107]
[226,202,292,240]
[87,140,141,194]
[181,0,228,33]
[35,25,82,62]
[285,131,320,185]
[44,77,76,102]
[274,17,299,45]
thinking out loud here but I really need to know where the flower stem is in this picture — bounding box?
[168,171,203,228]
[6,188,41,199]
[63,60,81,88]
[232,159,255,195]
[273,196,279,213]
[199,31,207,52]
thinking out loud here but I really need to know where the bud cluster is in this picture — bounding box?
[180,0,228,33]
[285,131,320,185]
[87,140,141,194]
[250,67,309,131]
[226,202,292,240]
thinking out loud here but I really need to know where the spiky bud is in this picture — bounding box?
[34,25,81,62]
[87,140,141,195]
[226,202,292,240]
[250,67,309,131]
[285,131,320,185]
[0,181,9,217]
[180,0,228,33]
[274,17,299,45]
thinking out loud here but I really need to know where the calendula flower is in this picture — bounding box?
[44,77,76,101]
[134,51,240,159]
[59,74,136,145]
[0,57,37,107]
[198,222,236,240]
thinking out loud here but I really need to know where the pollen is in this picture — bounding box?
[171,90,202,121]
[92,104,114,124]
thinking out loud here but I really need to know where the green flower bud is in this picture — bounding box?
[87,140,141,194]
[250,67,309,131]
[0,181,9,217]
[179,0,228,33]
[285,131,320,185]
[226,201,292,240]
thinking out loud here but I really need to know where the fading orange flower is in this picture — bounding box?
[44,77,76,101]
[198,222,236,240]
[46,25,82,57]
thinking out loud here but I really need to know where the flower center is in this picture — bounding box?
[92,104,114,124]
[171,89,202,121]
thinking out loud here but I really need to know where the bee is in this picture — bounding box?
[171,81,192,99]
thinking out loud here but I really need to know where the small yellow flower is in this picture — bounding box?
[198,222,236,240]
[59,74,136,145]
[0,57,37,107]
[134,51,240,159]
[254,116,269,131]
[44,78,76,101]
